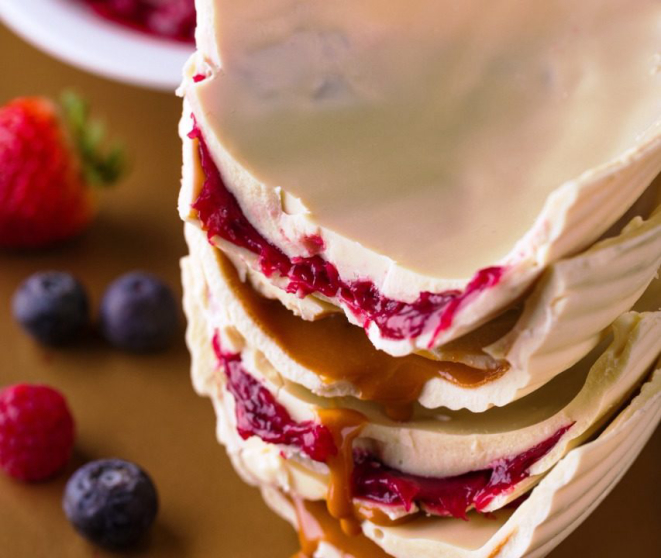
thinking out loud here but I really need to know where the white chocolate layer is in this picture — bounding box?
[257,363,660,557]
[181,251,661,488]
[181,0,661,355]
[184,212,661,411]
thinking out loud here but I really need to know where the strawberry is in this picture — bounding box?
[0,93,123,249]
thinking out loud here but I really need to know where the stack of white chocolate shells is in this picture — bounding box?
[178,1,661,556]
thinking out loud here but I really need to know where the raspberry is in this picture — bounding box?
[0,384,75,481]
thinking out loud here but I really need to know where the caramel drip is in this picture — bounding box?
[293,498,394,558]
[436,362,508,388]
[213,248,511,414]
[317,408,366,536]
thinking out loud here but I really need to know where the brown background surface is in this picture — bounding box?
[0,22,658,558]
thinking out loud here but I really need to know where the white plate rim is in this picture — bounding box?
[0,0,193,91]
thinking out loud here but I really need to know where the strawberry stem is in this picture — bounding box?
[60,91,125,187]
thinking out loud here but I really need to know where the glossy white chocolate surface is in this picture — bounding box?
[191,0,661,279]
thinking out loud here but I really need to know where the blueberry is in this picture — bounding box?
[100,272,178,352]
[63,458,159,549]
[12,271,90,346]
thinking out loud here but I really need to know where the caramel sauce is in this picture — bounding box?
[212,248,511,415]
[436,362,508,388]
[293,498,394,558]
[316,408,366,535]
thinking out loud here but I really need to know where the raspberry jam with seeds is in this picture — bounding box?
[212,334,572,519]
[352,422,573,519]
[212,333,337,462]
[191,124,504,346]
[83,0,196,43]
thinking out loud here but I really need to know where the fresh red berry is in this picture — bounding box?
[0,94,123,249]
[0,384,75,481]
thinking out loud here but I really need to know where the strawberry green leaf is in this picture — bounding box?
[60,91,126,187]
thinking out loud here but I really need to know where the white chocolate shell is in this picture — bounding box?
[181,0,661,356]
[181,252,661,515]
[253,363,660,558]
[183,211,661,411]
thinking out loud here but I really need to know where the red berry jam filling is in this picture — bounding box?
[190,124,504,346]
[352,423,574,519]
[212,333,337,462]
[83,0,196,43]
[212,334,572,519]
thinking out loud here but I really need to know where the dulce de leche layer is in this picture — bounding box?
[212,247,511,417]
